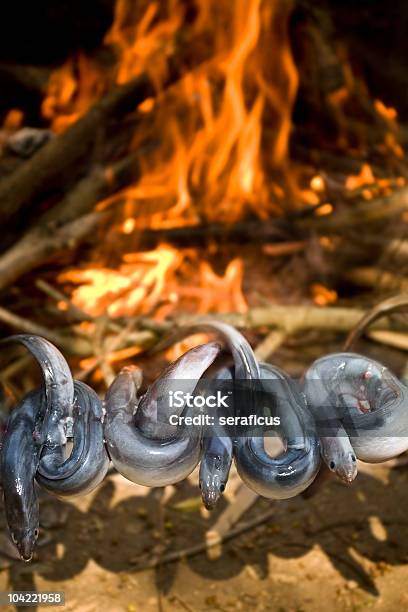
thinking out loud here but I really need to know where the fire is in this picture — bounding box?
[2,109,24,131]
[0,109,25,148]
[42,53,108,133]
[345,163,375,191]
[42,0,303,331]
[374,100,398,122]
[310,175,326,193]
[44,0,302,222]
[315,203,333,217]
[122,218,136,234]
[311,284,338,307]
[105,1,183,86]
[36,0,404,356]
[59,245,183,318]
[344,164,405,200]
[58,245,247,320]
[103,0,281,226]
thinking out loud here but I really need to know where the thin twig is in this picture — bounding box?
[0,305,62,341]
[0,306,93,356]
[93,318,116,387]
[75,318,150,381]
[344,267,408,294]
[147,305,408,345]
[169,595,196,612]
[367,330,408,351]
[36,279,92,322]
[254,329,287,361]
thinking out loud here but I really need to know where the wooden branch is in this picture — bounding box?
[0,153,140,291]
[75,318,155,382]
[148,305,408,339]
[0,306,66,345]
[226,304,408,333]
[254,329,287,361]
[0,62,49,95]
[38,155,137,227]
[384,239,408,260]
[135,186,408,251]
[301,186,408,232]
[0,64,183,225]
[367,330,408,351]
[132,219,290,250]
[343,267,408,293]
[0,210,105,291]
[0,306,90,355]
[36,279,93,322]
[205,485,263,560]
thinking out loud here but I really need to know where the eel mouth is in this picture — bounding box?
[201,487,222,510]
[16,534,35,562]
[336,464,358,484]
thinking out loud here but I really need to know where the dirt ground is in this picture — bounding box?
[1,458,408,612]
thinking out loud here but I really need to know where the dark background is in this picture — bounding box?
[0,1,407,119]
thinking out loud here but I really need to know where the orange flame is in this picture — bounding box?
[59,245,247,321]
[44,0,302,221]
[345,163,375,191]
[35,0,405,358]
[42,53,108,133]
[47,0,303,329]
[311,284,338,306]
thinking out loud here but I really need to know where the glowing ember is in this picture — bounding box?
[122,218,136,234]
[319,236,337,251]
[2,109,24,131]
[384,132,404,159]
[311,284,338,306]
[315,203,333,216]
[345,164,375,191]
[310,175,326,193]
[374,100,398,122]
[301,189,320,206]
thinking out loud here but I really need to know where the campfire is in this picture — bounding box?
[0,0,407,388]
[2,4,408,604]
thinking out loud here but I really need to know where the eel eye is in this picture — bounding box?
[219,484,225,492]
[351,455,356,462]
[329,461,336,470]
[34,529,39,539]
